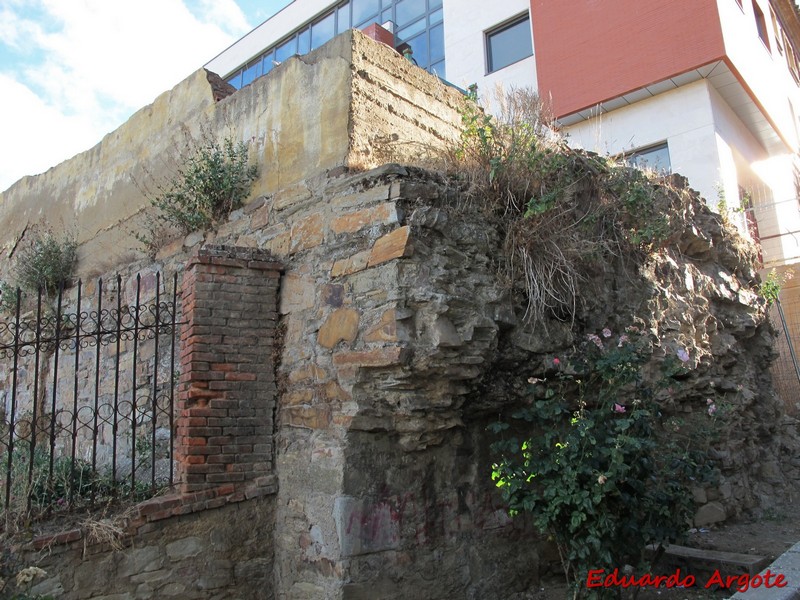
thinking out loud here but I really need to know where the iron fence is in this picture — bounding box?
[771,291,800,414]
[0,273,183,517]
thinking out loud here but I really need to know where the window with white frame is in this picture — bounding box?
[486,15,533,73]
[625,143,671,173]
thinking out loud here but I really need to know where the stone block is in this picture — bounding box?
[250,202,271,230]
[291,212,325,253]
[331,250,371,277]
[332,346,408,367]
[318,308,360,349]
[432,316,462,347]
[273,183,313,211]
[694,501,727,527]
[364,308,398,343]
[165,536,204,561]
[368,226,412,266]
[280,274,316,314]
[331,203,398,235]
[284,406,332,430]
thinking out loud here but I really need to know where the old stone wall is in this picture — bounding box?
[1,26,798,600]
[16,494,275,600]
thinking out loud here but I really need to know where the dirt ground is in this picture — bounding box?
[528,494,800,600]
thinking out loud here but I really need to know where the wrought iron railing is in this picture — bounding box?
[0,273,183,517]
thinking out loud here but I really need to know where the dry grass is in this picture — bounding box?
[432,87,695,329]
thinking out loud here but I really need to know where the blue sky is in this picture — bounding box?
[0,0,292,192]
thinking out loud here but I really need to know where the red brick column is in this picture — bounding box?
[176,245,282,494]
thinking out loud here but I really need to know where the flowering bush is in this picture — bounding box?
[490,328,714,599]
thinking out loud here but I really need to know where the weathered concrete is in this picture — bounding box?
[0,30,462,281]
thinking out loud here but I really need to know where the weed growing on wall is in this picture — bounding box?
[760,267,794,304]
[0,227,77,314]
[138,135,258,254]
[490,328,715,599]
[452,89,686,326]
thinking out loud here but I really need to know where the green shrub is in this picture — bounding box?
[145,136,258,237]
[760,267,793,305]
[490,328,714,599]
[11,229,77,298]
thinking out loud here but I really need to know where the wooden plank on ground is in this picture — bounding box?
[646,544,771,576]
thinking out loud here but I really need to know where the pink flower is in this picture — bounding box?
[587,334,604,349]
[602,328,612,338]
[613,403,626,413]
[617,334,629,347]
[708,404,717,416]
[676,348,690,363]
[553,357,561,366]
[706,398,714,405]
[598,475,607,485]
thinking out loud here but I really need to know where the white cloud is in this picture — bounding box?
[0,0,252,191]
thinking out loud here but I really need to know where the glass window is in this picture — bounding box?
[275,37,297,63]
[397,19,426,41]
[626,143,671,173]
[241,60,261,86]
[352,0,380,26]
[381,8,392,23]
[406,31,428,68]
[487,15,533,73]
[298,28,311,54]
[227,71,242,90]
[429,7,443,25]
[431,60,445,79]
[311,11,336,49]
[429,0,442,9]
[396,0,426,27]
[430,22,444,64]
[262,50,276,75]
[753,1,770,51]
[337,4,350,32]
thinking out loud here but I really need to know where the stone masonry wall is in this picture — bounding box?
[1,25,798,600]
[16,494,275,600]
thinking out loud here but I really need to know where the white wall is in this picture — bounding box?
[564,80,724,206]
[442,0,536,98]
[716,0,800,151]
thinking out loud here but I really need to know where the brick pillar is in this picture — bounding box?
[177,245,282,494]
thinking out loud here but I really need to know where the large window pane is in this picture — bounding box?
[227,72,242,90]
[311,11,335,49]
[352,0,380,26]
[429,7,443,25]
[431,59,445,79]
[262,50,275,75]
[337,4,350,32]
[275,37,297,62]
[396,0,425,27]
[430,22,444,63]
[406,31,428,67]
[397,18,426,41]
[627,143,671,173]
[241,60,261,86]
[298,28,311,54]
[487,16,533,72]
